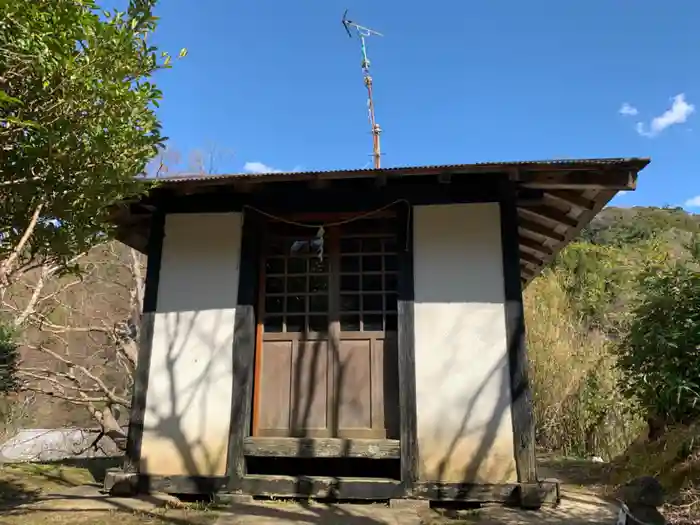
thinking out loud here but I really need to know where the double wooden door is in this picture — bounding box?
[251,216,400,439]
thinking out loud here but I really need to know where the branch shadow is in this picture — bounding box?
[2,502,218,525]
[140,308,232,492]
[0,478,41,511]
[225,501,398,524]
[417,306,517,494]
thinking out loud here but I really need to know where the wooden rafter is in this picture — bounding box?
[519,250,541,267]
[520,264,535,278]
[520,169,636,190]
[518,218,566,243]
[518,236,553,256]
[518,205,578,229]
[543,190,596,210]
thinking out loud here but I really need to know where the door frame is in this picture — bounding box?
[226,202,418,492]
[249,211,400,438]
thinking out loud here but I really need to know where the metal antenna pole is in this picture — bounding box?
[342,10,384,169]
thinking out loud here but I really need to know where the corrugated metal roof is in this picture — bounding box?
[156,157,650,184]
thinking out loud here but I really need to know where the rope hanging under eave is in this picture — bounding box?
[242,199,411,259]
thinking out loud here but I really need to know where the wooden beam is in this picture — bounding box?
[518,206,578,229]
[521,169,637,190]
[437,173,452,184]
[308,178,330,190]
[232,180,256,193]
[519,250,542,268]
[412,482,518,503]
[397,204,418,494]
[243,437,400,459]
[499,189,538,486]
[104,472,228,496]
[516,187,545,206]
[520,264,535,277]
[543,190,596,210]
[519,236,553,256]
[124,209,165,473]
[241,475,403,499]
[225,215,261,491]
[226,306,256,489]
[518,218,566,242]
[160,180,502,215]
[271,210,397,222]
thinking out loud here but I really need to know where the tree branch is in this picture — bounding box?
[0,201,44,287]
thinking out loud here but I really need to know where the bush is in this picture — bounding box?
[616,252,700,431]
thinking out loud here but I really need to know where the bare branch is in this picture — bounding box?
[0,202,44,287]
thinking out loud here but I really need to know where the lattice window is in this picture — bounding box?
[261,217,399,334]
[263,232,329,334]
[338,230,398,333]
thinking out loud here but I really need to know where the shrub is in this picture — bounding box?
[616,252,700,432]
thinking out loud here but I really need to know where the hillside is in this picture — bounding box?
[527,205,698,449]
[583,206,700,247]
[526,205,700,520]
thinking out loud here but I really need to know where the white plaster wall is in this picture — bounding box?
[413,203,517,484]
[140,213,242,477]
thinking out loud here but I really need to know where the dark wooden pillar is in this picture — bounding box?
[124,208,165,473]
[226,211,260,490]
[397,202,419,494]
[499,180,537,483]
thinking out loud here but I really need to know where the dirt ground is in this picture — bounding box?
[0,456,621,525]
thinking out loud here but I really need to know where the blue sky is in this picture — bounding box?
[143,0,700,210]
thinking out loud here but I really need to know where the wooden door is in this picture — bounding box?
[252,216,400,439]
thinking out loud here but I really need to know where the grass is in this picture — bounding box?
[525,271,645,460]
[0,460,219,525]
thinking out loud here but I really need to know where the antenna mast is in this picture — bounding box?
[342,10,383,169]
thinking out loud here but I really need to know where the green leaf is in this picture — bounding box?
[0,90,22,105]
[0,0,183,282]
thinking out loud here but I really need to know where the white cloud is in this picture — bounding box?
[243,162,304,174]
[636,94,695,137]
[619,102,638,116]
[684,195,700,208]
[243,161,283,174]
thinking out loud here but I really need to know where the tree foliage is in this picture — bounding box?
[616,244,700,428]
[0,0,183,288]
[531,207,700,455]
[581,206,700,247]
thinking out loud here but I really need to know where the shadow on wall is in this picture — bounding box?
[140,305,396,497]
[137,212,242,487]
[412,202,524,488]
[413,302,519,485]
[139,308,234,485]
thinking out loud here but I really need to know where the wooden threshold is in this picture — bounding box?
[241,474,402,499]
[243,437,400,459]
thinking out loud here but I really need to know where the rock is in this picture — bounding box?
[617,476,666,508]
[0,427,127,463]
[624,503,668,525]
